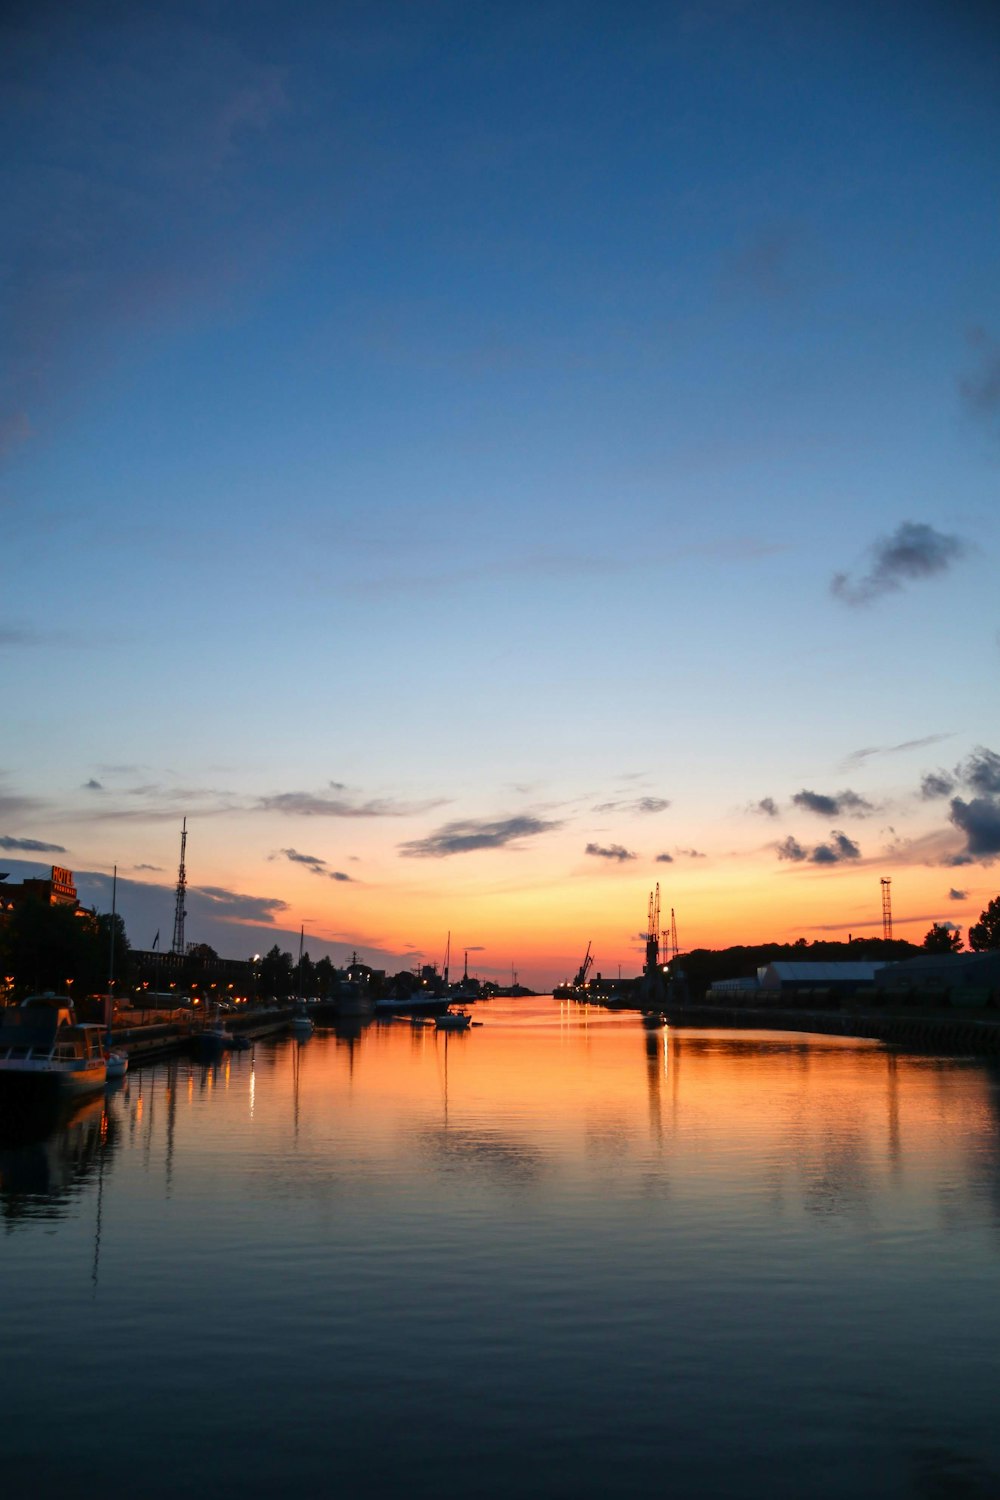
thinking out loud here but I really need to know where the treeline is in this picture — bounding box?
[0,901,128,1004]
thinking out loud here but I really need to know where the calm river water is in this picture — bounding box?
[3,998,1000,1498]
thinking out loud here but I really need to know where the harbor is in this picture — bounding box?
[5,997,1000,1499]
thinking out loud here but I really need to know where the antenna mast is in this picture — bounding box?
[881,877,892,942]
[171,818,187,955]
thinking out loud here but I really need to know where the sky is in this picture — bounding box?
[2,0,999,989]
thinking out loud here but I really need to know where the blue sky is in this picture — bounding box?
[2,1,999,984]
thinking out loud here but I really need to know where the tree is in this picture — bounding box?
[922,923,963,954]
[968,896,1000,952]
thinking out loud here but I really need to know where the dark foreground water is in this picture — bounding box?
[2,998,1000,1499]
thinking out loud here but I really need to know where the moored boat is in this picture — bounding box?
[435,1010,472,1032]
[0,995,107,1102]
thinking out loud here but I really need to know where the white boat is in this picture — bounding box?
[104,1048,129,1080]
[289,1007,314,1035]
[435,1010,472,1032]
[0,996,107,1100]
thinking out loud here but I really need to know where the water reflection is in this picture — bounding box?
[0,1089,120,1223]
[4,1003,1000,1497]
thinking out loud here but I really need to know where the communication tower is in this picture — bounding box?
[881,877,892,942]
[171,818,188,956]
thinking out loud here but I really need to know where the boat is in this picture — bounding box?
[289,1008,314,1036]
[192,1013,237,1060]
[102,863,129,1080]
[104,1047,129,1080]
[0,995,107,1102]
[288,925,316,1033]
[641,1012,667,1029]
[435,1010,472,1032]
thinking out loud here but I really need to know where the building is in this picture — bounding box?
[756,961,886,1003]
[0,865,82,916]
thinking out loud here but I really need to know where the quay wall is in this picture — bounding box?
[672,1003,1000,1058]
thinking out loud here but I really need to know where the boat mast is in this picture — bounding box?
[106,864,117,1037]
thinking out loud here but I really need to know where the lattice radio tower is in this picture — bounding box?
[171,817,188,955]
[880,877,892,942]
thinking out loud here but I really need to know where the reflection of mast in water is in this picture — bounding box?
[886,1051,901,1172]
[164,1058,178,1195]
[91,1099,111,1293]
[645,1028,663,1143]
[292,1034,301,1141]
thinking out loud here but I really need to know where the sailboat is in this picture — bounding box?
[289,926,314,1035]
[104,867,128,1080]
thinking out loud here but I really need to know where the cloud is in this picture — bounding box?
[0,624,48,646]
[831,522,966,606]
[133,863,162,871]
[959,746,1000,797]
[278,847,326,870]
[0,834,67,853]
[949,796,1000,862]
[792,789,873,818]
[949,888,967,901]
[593,796,670,815]
[259,790,441,818]
[844,734,953,766]
[755,797,779,817]
[921,771,956,800]
[810,831,861,864]
[777,831,860,864]
[191,885,290,924]
[400,815,562,858]
[960,328,1000,439]
[676,848,707,859]
[585,842,637,862]
[655,852,674,863]
[83,778,104,791]
[274,847,354,882]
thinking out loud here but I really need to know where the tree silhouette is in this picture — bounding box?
[968,896,1000,952]
[922,923,962,954]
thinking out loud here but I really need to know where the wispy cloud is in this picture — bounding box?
[83,779,104,791]
[754,797,779,817]
[0,834,67,853]
[259,789,442,819]
[273,847,354,882]
[831,522,966,606]
[585,842,636,863]
[191,885,290,924]
[0,624,49,647]
[921,771,956,800]
[792,789,874,818]
[844,733,953,767]
[949,888,967,901]
[960,327,1000,441]
[655,852,674,863]
[400,815,562,859]
[593,796,670,815]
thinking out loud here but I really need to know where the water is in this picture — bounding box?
[3,998,1000,1498]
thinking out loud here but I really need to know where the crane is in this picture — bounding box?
[644,884,661,975]
[573,941,594,989]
